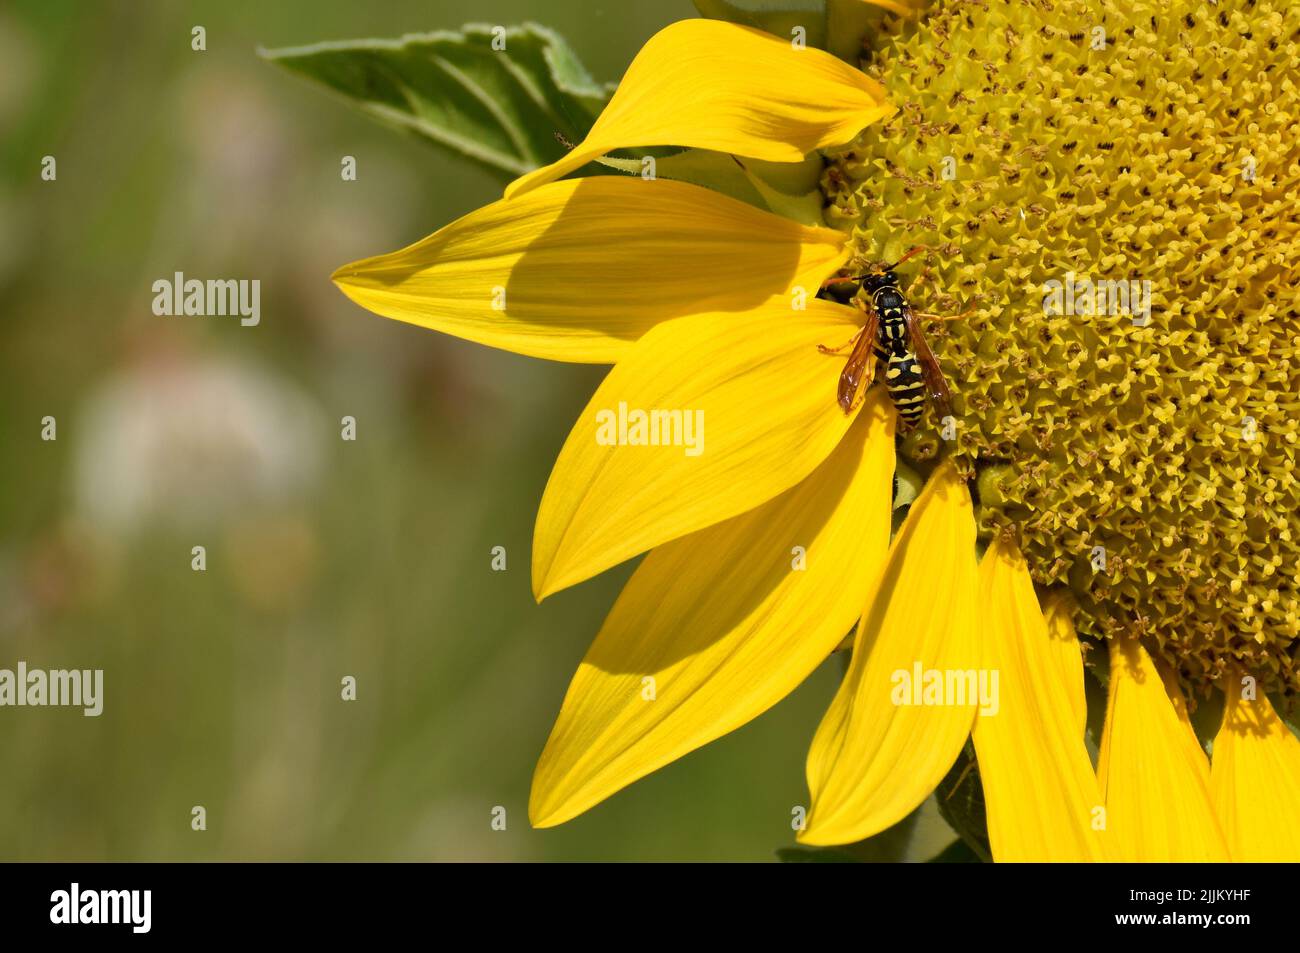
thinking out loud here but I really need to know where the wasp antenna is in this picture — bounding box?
[885,244,933,270]
[819,273,874,289]
[555,132,576,150]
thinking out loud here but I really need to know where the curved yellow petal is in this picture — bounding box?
[530,392,895,827]
[1210,679,1300,861]
[1042,593,1087,740]
[333,176,848,363]
[971,538,1109,862]
[800,459,979,845]
[533,297,864,599]
[505,20,894,199]
[1157,662,1213,784]
[1097,638,1230,862]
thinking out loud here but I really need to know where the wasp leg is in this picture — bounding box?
[817,334,861,355]
[911,300,980,323]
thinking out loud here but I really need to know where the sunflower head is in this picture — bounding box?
[822,0,1300,700]
[317,2,1300,861]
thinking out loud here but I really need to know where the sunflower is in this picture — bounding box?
[332,1,1300,861]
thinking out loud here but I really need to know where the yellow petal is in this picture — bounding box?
[505,20,894,199]
[1210,679,1300,861]
[333,176,847,363]
[971,538,1109,862]
[1096,638,1230,862]
[533,297,864,599]
[800,459,979,845]
[1042,593,1087,740]
[1157,662,1212,785]
[530,391,895,827]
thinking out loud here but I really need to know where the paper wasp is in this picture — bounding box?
[817,246,960,431]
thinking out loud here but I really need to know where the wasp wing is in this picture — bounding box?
[902,305,953,421]
[836,302,879,414]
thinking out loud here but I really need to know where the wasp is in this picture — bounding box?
[816,246,958,431]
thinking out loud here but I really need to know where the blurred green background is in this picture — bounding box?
[0,0,951,861]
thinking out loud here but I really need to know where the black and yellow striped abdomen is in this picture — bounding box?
[884,352,927,427]
[869,286,927,428]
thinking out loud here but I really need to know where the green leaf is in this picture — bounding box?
[260,23,612,180]
[692,0,828,49]
[934,741,992,862]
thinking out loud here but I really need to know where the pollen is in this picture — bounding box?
[823,0,1300,696]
